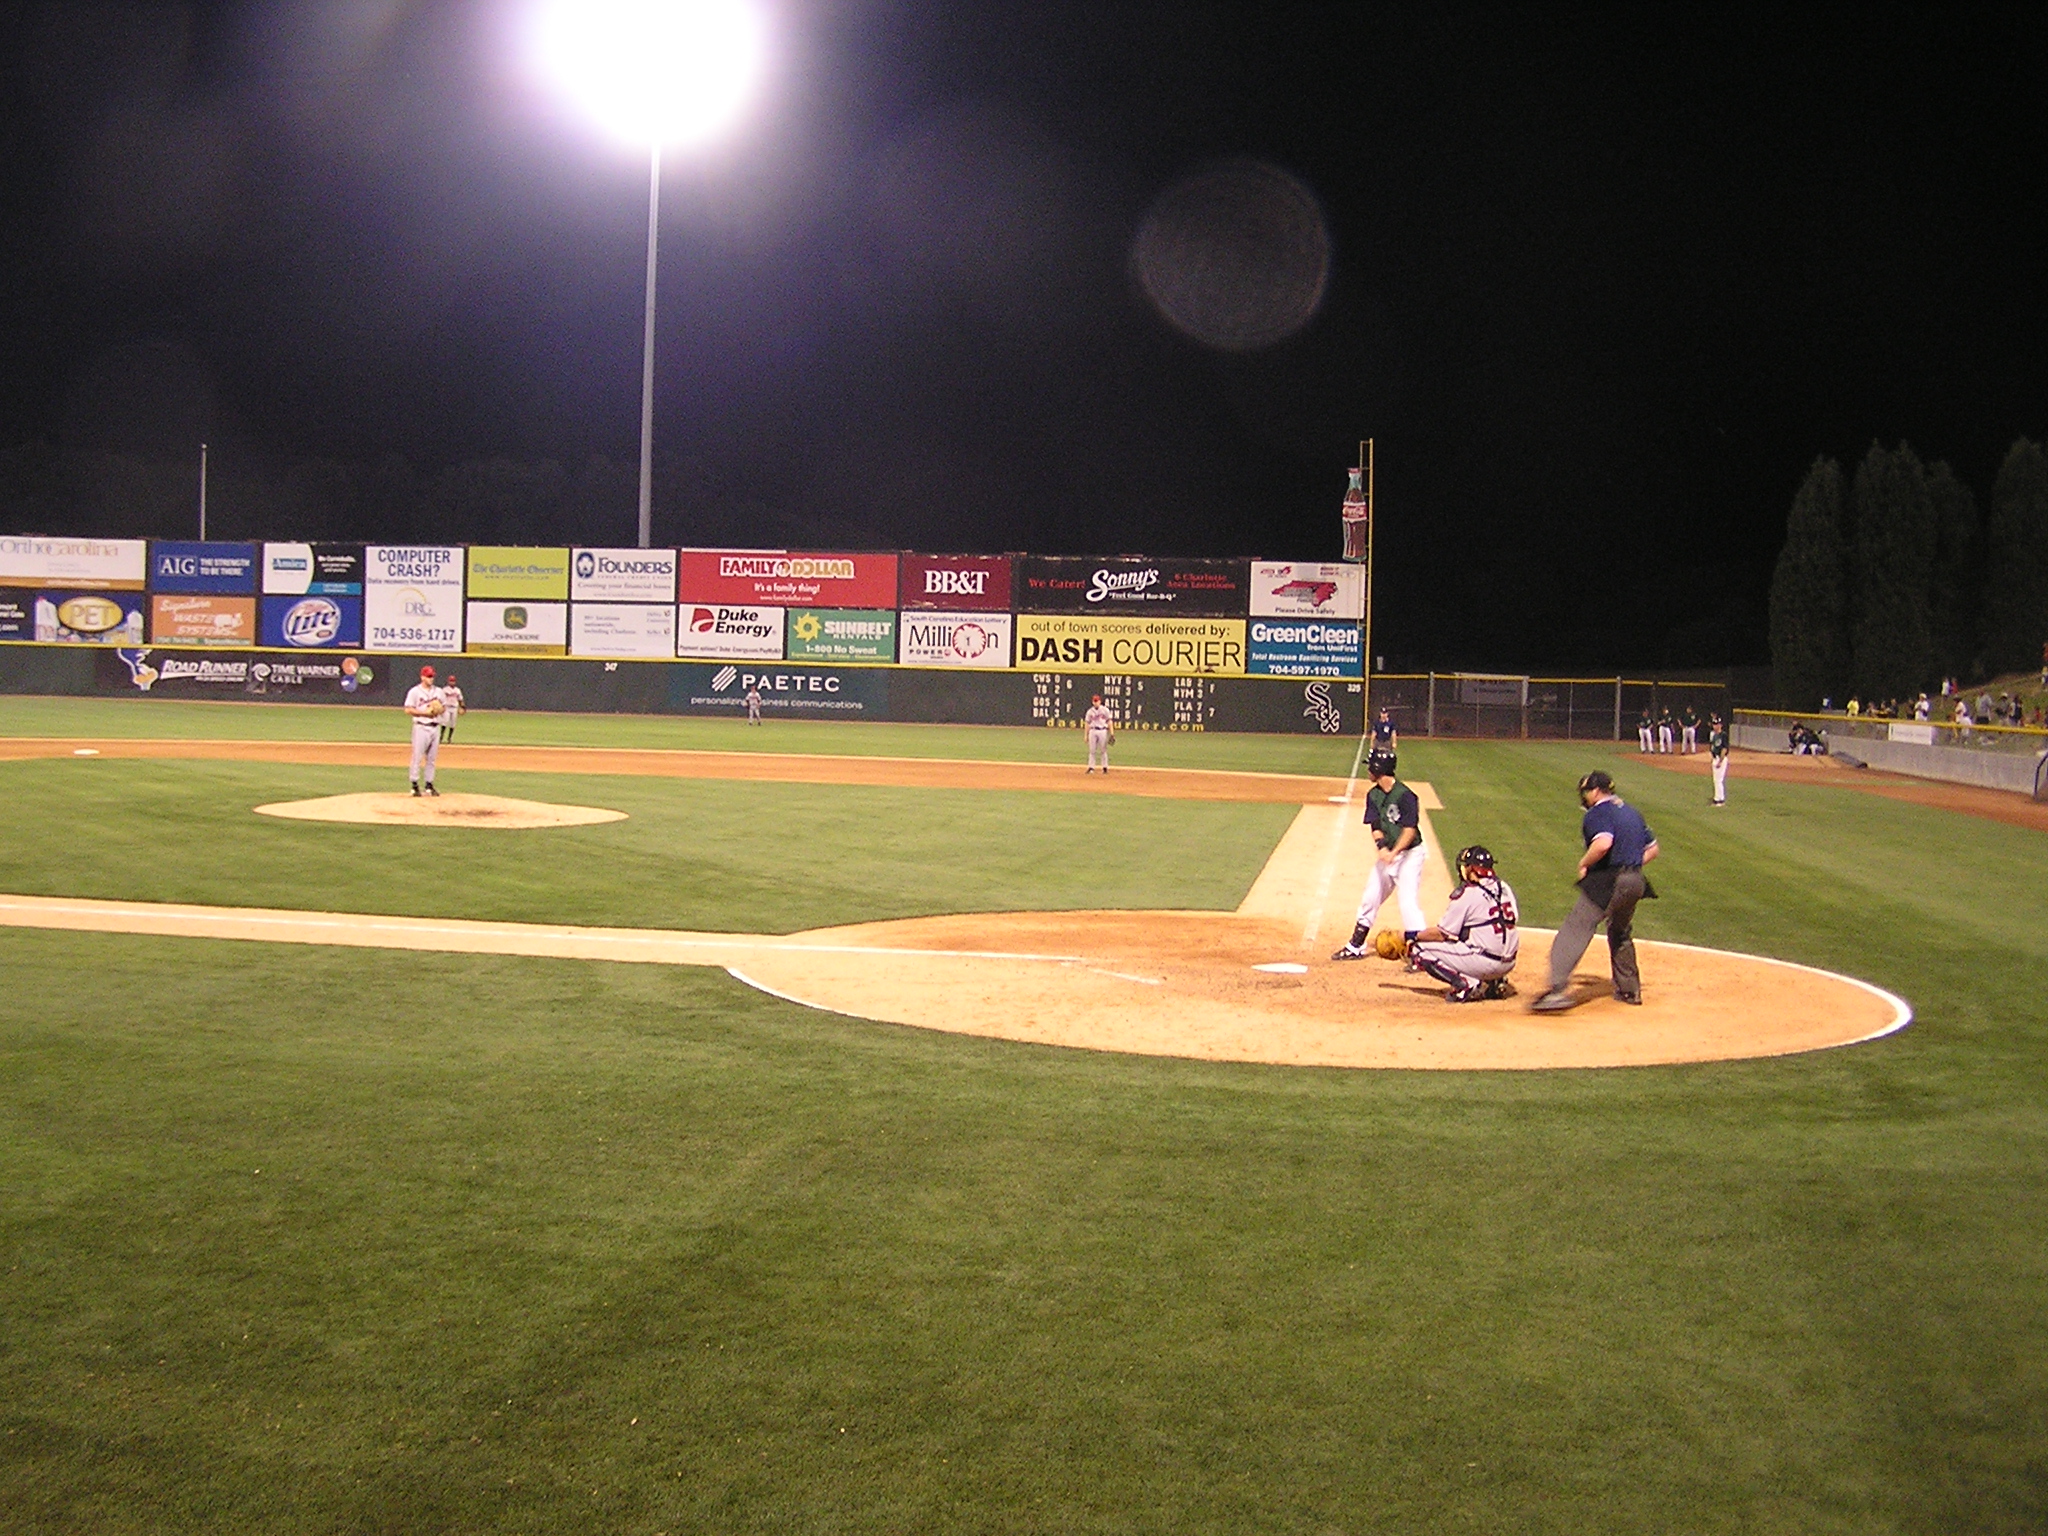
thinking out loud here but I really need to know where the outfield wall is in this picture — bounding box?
[0,641,1364,735]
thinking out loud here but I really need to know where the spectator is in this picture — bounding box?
[1847,696,1860,717]
[1915,693,1930,721]
[1978,689,1995,723]
[1954,699,1973,741]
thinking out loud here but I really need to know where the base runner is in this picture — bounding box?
[1331,750,1427,959]
[1407,845,1520,1002]
[1084,694,1115,773]
[404,665,444,797]
[438,672,464,744]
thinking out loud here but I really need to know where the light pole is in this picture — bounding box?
[531,0,766,548]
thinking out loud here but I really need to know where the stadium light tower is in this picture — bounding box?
[530,0,767,547]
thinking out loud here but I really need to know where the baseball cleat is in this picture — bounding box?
[423,785,439,796]
[1530,990,1577,1013]
[1484,979,1517,1000]
[1329,944,1369,961]
[1446,983,1486,1003]
[410,784,420,796]
[1613,990,1641,1005]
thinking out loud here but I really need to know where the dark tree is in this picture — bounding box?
[1982,438,2048,674]
[1925,460,1982,683]
[1768,456,1848,708]
[1848,442,1936,701]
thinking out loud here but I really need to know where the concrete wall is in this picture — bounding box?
[1734,724,2047,797]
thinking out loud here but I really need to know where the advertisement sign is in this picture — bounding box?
[899,611,1013,668]
[0,537,147,591]
[675,603,784,660]
[34,591,147,644]
[466,600,568,655]
[260,594,364,649]
[569,602,676,659]
[100,647,383,699]
[897,554,1013,611]
[1249,561,1367,620]
[1014,614,1246,675]
[149,594,257,646]
[785,608,896,662]
[1246,618,1362,677]
[263,543,364,596]
[0,591,30,640]
[572,547,677,603]
[673,662,887,719]
[466,546,570,601]
[1015,556,1250,615]
[364,546,465,653]
[678,549,899,609]
[149,541,259,595]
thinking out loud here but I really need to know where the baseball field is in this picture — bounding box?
[2,695,2044,1532]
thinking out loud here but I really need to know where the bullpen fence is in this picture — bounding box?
[1734,709,2048,798]
[1367,675,1731,741]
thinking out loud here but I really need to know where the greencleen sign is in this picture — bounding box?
[465,547,570,601]
[785,608,896,662]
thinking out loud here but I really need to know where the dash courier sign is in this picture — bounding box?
[1015,615,1246,676]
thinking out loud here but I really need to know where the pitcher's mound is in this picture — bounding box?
[253,792,627,829]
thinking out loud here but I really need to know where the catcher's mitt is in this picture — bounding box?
[1372,929,1409,960]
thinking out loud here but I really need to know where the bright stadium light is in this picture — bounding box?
[531,0,765,149]
[531,0,768,546]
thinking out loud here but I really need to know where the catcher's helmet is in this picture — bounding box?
[1367,749,1397,778]
[1455,845,1497,885]
[1578,769,1614,798]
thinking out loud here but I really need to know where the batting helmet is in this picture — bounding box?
[1367,749,1397,778]
[1455,845,1497,885]
[1577,769,1613,798]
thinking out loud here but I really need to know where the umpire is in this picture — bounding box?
[1531,770,1659,1012]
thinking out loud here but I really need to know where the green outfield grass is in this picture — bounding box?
[0,694,1363,776]
[2,713,2046,1533]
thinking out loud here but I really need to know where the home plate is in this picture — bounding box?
[253,792,627,829]
[1252,961,1310,975]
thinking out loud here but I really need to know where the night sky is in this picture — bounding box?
[1,3,2042,669]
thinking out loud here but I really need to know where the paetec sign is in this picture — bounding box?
[260,595,363,649]
[569,602,676,659]
[0,537,147,591]
[33,592,147,644]
[675,662,886,719]
[262,543,364,596]
[1246,618,1362,677]
[1249,561,1366,620]
[466,601,568,655]
[150,594,256,646]
[466,546,570,601]
[149,541,259,594]
[364,546,464,653]
[897,554,1013,612]
[1015,614,1247,675]
[785,608,896,662]
[678,550,899,610]
[1016,556,1250,616]
[572,547,677,603]
[898,611,1013,668]
[675,603,784,660]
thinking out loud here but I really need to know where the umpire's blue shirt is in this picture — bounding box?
[1582,798,1653,869]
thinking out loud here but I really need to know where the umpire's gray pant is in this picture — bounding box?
[1546,868,1646,998]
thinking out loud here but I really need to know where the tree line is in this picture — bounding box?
[1767,438,2048,708]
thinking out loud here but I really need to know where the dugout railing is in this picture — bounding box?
[1369,674,1729,741]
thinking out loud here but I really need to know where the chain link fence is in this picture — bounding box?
[1364,674,1731,741]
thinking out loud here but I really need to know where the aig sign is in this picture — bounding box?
[898,553,1013,612]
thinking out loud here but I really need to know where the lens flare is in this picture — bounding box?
[531,0,765,148]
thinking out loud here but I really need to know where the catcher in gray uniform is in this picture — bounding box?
[1406,845,1520,1003]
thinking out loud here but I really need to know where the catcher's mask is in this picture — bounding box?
[1456,845,1497,886]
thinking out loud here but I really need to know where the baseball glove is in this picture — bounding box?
[424,699,444,716]
[1372,929,1409,960]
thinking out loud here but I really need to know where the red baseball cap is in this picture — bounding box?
[420,666,435,678]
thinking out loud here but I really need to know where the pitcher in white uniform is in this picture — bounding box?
[404,665,445,797]
[1083,695,1115,773]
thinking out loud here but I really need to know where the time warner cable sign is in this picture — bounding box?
[364,546,464,653]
